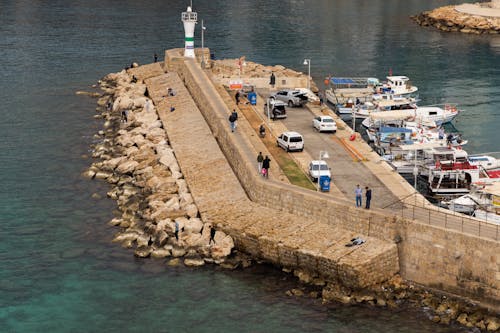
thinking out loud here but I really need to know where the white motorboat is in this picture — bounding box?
[468,155,500,170]
[441,182,500,224]
[362,105,461,128]
[377,75,418,96]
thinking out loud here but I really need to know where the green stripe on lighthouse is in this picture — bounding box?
[185,37,194,41]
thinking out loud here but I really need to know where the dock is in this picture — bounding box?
[127,48,499,311]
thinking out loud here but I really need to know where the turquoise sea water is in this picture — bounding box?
[1,1,497,332]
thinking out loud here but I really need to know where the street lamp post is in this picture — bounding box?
[317,150,329,192]
[201,20,206,68]
[303,58,311,90]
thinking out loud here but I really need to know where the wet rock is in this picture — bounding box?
[151,248,171,258]
[134,246,152,258]
[184,257,205,267]
[171,247,186,257]
[168,258,181,266]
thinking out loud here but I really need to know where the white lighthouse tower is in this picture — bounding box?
[181,6,197,58]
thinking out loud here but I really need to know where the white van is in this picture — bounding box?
[276,131,304,152]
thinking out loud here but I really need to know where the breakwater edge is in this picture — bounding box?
[82,55,499,331]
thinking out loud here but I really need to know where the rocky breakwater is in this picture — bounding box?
[84,68,234,267]
[412,4,500,34]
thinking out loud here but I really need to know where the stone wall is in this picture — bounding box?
[168,53,499,311]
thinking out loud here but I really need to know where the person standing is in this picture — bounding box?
[269,72,276,89]
[235,90,240,105]
[262,155,271,178]
[229,109,238,132]
[154,53,158,63]
[365,186,372,209]
[209,225,216,245]
[174,220,179,241]
[438,127,445,140]
[355,184,363,207]
[257,152,264,174]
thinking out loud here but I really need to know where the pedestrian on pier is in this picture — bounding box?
[257,152,264,173]
[121,109,128,123]
[209,225,216,245]
[365,186,372,209]
[174,221,180,241]
[229,109,238,132]
[355,184,363,207]
[154,53,158,63]
[269,72,276,89]
[262,155,271,178]
[235,90,240,105]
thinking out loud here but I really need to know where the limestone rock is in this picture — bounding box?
[171,247,186,257]
[168,258,181,266]
[184,257,205,267]
[151,248,171,258]
[116,160,139,174]
[134,246,152,258]
[184,218,203,234]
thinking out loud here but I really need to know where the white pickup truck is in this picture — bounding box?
[270,90,308,107]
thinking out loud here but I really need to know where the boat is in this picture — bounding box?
[361,105,461,128]
[419,147,500,197]
[441,182,500,224]
[376,75,418,96]
[467,155,500,170]
[325,77,379,106]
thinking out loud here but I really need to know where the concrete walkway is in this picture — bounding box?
[455,3,500,18]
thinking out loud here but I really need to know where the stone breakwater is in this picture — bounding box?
[79,58,500,331]
[412,5,500,34]
[84,68,234,267]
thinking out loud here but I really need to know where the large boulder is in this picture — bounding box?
[116,160,139,174]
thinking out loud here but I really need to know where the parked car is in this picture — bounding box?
[308,160,331,181]
[264,99,287,119]
[276,131,304,152]
[270,90,308,107]
[312,115,337,133]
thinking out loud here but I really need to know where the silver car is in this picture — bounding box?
[270,90,308,107]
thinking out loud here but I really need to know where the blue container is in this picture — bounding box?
[248,92,257,105]
[319,175,331,192]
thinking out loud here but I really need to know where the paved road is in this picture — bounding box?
[281,106,400,208]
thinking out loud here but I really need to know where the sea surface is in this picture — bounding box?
[0,1,497,332]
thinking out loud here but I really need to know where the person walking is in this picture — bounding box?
[229,109,238,132]
[262,155,271,178]
[209,225,216,245]
[355,184,363,207]
[257,152,264,174]
[235,90,240,105]
[365,186,372,209]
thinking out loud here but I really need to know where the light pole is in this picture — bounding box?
[201,20,206,68]
[317,150,329,191]
[303,58,311,90]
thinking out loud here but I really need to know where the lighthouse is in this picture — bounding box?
[181,6,197,58]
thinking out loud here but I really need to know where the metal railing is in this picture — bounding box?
[384,192,499,241]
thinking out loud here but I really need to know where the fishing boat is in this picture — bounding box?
[441,182,500,224]
[324,77,379,106]
[419,147,500,197]
[376,76,418,96]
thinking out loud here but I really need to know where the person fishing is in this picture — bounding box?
[259,123,266,138]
